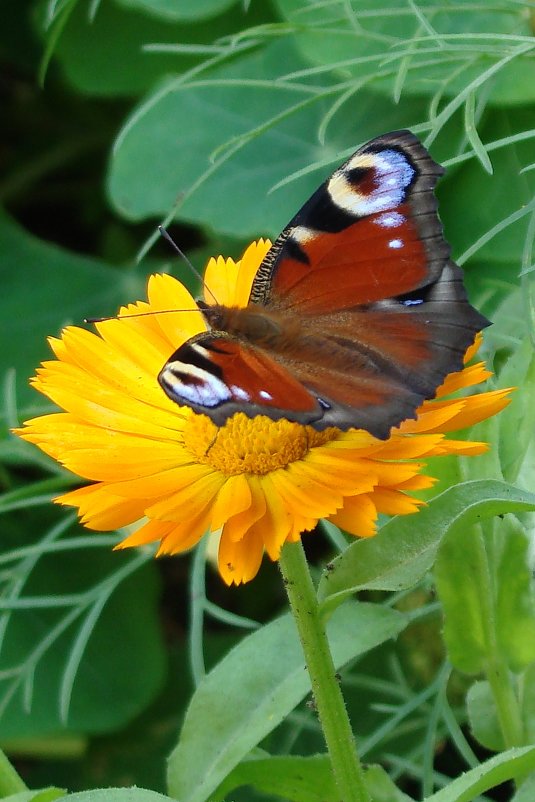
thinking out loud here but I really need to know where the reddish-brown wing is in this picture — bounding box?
[236,130,488,435]
[159,130,489,438]
[250,130,449,312]
[158,331,323,426]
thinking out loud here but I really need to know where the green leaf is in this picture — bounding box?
[2,791,65,802]
[274,0,535,105]
[512,774,535,802]
[433,522,487,676]
[167,601,407,802]
[435,514,535,675]
[466,680,504,751]
[43,0,270,96]
[0,515,166,738]
[117,0,239,22]
[317,481,535,618]
[440,108,535,265]
[0,213,154,413]
[363,764,414,802]
[108,38,429,238]
[214,755,414,802]
[423,745,535,802]
[38,0,78,87]
[55,790,175,801]
[495,518,535,672]
[214,754,339,802]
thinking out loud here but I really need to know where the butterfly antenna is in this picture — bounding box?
[158,226,218,304]
[84,308,203,324]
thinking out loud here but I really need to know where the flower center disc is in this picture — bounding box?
[183,412,337,475]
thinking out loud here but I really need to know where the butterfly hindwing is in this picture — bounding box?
[158,332,324,426]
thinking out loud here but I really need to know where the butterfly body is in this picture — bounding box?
[199,302,302,350]
[159,131,489,439]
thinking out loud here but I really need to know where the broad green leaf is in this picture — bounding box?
[43,0,270,96]
[167,602,407,802]
[466,681,504,751]
[2,792,64,802]
[55,791,175,801]
[213,754,339,802]
[214,755,414,802]
[495,518,535,671]
[423,745,535,802]
[108,38,429,238]
[318,481,535,618]
[0,213,155,413]
[435,514,535,675]
[363,764,414,802]
[117,0,239,22]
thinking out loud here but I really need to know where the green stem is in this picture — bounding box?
[278,540,371,802]
[0,747,27,795]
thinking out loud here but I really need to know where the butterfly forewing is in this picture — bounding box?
[250,130,448,311]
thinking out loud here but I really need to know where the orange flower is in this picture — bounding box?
[17,241,510,585]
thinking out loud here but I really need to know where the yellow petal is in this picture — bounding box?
[435,362,491,397]
[57,484,148,530]
[99,458,210,496]
[234,239,272,307]
[416,390,511,434]
[146,470,224,520]
[211,474,252,531]
[223,476,267,543]
[250,475,292,560]
[204,256,241,307]
[156,507,213,553]
[273,460,353,513]
[396,474,436,491]
[430,439,489,456]
[218,526,264,585]
[398,400,467,434]
[372,487,425,515]
[370,433,444,459]
[146,272,205,344]
[117,519,175,548]
[463,332,483,363]
[329,494,378,538]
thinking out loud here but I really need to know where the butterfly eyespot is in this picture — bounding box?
[160,130,489,438]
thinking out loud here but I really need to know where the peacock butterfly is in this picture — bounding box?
[158,130,489,440]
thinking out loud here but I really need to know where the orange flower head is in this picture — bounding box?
[17,241,510,584]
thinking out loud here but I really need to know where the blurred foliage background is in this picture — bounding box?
[1,1,535,800]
